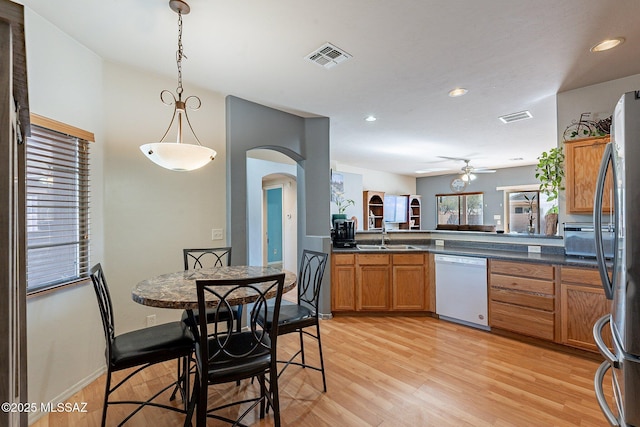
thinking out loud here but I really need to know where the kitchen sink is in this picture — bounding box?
[384,244,419,250]
[357,244,387,250]
[357,244,420,251]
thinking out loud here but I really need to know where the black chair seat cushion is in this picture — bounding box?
[111,321,194,371]
[181,307,239,328]
[203,332,271,382]
[258,301,316,334]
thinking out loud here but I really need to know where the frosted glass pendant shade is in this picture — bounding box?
[140,142,216,172]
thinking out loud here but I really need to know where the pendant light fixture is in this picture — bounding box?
[140,0,216,171]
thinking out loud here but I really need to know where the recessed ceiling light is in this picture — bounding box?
[448,87,468,97]
[590,37,625,52]
[365,115,377,122]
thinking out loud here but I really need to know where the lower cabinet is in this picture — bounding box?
[560,266,612,352]
[489,260,557,341]
[331,254,357,311]
[331,252,430,313]
[392,254,427,310]
[357,254,391,310]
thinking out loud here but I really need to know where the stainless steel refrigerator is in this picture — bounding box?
[593,90,640,427]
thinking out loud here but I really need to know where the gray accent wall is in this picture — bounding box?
[226,96,332,314]
[416,165,538,230]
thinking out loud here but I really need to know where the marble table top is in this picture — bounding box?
[132,266,297,309]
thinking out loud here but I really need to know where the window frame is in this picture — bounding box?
[26,115,94,296]
[436,192,484,226]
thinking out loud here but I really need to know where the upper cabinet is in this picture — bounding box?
[565,136,612,214]
[363,191,384,230]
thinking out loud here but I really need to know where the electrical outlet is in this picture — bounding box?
[211,228,224,240]
[528,245,541,253]
[146,314,156,327]
[435,239,445,246]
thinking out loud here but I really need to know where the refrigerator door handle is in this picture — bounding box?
[594,142,616,299]
[593,314,618,366]
[594,360,621,426]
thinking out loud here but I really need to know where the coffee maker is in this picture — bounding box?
[332,219,356,248]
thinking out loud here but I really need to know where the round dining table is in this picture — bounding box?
[132,265,297,310]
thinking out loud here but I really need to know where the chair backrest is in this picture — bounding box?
[183,247,232,270]
[194,273,285,368]
[297,250,328,311]
[89,263,116,362]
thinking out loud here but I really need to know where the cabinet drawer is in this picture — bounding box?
[561,266,601,287]
[490,301,555,340]
[490,288,555,311]
[358,254,390,265]
[392,253,424,265]
[333,254,355,265]
[490,260,554,280]
[490,273,554,295]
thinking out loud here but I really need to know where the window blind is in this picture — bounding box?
[26,125,90,293]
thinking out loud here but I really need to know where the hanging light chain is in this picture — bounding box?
[176,9,184,96]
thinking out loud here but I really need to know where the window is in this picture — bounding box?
[437,193,484,225]
[498,184,556,234]
[26,121,91,293]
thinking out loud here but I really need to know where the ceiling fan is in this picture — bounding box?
[438,156,496,182]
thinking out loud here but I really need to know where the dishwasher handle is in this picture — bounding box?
[435,254,486,267]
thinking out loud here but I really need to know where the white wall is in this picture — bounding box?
[557,73,640,225]
[24,7,105,420]
[333,162,416,195]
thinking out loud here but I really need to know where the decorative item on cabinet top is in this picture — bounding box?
[562,111,611,142]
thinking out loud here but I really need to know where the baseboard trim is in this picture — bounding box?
[28,365,106,425]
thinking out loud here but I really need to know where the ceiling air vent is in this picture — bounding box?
[305,43,352,69]
[498,110,533,124]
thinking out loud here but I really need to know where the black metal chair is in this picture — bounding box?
[180,247,242,332]
[89,263,194,427]
[257,250,329,391]
[171,247,243,401]
[184,273,285,427]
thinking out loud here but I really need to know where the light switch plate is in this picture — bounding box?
[212,228,224,240]
[435,239,445,246]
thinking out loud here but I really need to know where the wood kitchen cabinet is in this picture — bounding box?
[331,254,357,311]
[357,254,391,310]
[392,253,428,310]
[331,252,431,313]
[489,260,557,341]
[560,266,612,352]
[565,136,612,214]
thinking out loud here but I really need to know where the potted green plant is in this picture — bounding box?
[332,192,355,228]
[535,146,565,236]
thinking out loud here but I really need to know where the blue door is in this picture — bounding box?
[266,187,283,264]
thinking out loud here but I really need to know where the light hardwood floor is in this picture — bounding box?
[31,316,613,426]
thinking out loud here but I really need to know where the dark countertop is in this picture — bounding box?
[332,243,602,269]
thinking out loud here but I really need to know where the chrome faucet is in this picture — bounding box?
[381,222,388,245]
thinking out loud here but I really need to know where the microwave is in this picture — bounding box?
[564,222,614,259]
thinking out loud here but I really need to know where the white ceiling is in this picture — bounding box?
[19,0,640,177]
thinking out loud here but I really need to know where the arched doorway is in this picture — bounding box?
[246,149,297,272]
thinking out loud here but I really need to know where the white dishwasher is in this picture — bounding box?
[435,254,489,330]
